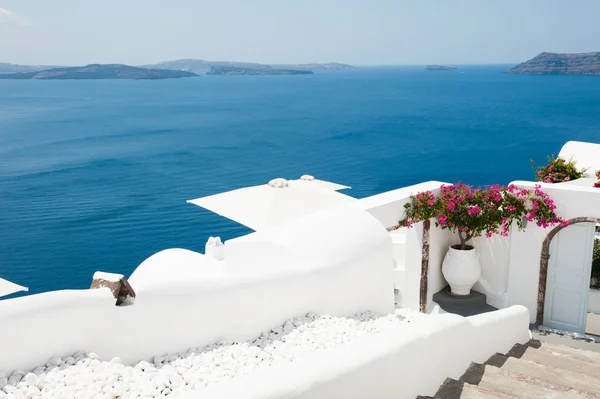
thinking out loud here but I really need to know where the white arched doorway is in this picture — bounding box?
[538,217,599,334]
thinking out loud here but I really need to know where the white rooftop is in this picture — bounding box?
[187,176,356,231]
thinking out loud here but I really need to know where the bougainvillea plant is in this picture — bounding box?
[594,171,600,189]
[531,155,587,183]
[398,182,564,250]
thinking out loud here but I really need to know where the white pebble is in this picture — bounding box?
[2,309,425,398]
[46,358,62,367]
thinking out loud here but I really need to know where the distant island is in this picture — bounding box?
[425,65,457,71]
[0,59,355,79]
[144,59,354,75]
[508,52,600,75]
[207,66,312,75]
[0,64,197,80]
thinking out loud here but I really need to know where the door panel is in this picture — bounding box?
[544,223,595,333]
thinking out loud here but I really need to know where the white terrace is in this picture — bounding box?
[0,140,599,398]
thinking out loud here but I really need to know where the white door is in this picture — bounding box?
[544,222,595,333]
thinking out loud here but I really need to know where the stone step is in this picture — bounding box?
[432,377,463,399]
[432,363,487,398]
[537,341,600,363]
[521,346,600,378]
[478,365,588,398]
[460,383,512,399]
[501,357,600,397]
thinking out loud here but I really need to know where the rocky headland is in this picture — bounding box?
[508,52,600,75]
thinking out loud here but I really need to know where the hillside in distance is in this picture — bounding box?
[0,64,197,80]
[508,52,600,75]
[144,59,354,75]
[207,66,312,75]
[425,65,457,71]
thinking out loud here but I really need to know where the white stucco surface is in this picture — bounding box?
[187,180,356,231]
[558,141,600,177]
[0,277,28,298]
[356,181,448,229]
[471,235,511,309]
[589,289,600,314]
[0,206,394,375]
[180,306,530,399]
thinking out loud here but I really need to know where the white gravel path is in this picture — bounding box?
[0,309,427,399]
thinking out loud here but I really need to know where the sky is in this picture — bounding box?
[1,0,600,66]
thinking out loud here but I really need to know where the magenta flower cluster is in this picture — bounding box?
[399,182,563,250]
[532,156,586,184]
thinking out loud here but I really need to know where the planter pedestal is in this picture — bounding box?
[432,286,497,317]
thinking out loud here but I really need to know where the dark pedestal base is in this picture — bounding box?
[432,286,498,317]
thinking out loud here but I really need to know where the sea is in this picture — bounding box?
[1,65,599,296]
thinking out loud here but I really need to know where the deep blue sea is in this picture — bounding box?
[1,66,600,296]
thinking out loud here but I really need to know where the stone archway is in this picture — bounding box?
[536,217,600,325]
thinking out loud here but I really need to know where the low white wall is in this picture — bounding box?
[0,207,394,375]
[589,289,600,314]
[0,289,118,374]
[182,306,530,399]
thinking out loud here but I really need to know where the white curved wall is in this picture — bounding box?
[0,206,394,374]
[559,141,600,177]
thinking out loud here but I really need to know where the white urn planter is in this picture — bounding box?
[442,245,481,296]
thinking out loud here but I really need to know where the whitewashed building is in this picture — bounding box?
[0,140,598,398]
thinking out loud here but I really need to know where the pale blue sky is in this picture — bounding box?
[1,0,599,66]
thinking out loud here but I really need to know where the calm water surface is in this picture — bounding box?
[1,66,599,294]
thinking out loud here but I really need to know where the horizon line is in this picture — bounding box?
[1,60,520,68]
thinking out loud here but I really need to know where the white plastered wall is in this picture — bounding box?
[355,181,455,311]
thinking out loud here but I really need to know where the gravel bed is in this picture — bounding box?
[0,309,427,399]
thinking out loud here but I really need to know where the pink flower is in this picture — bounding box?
[427,199,435,206]
[507,205,516,212]
[468,205,481,215]
[561,220,569,227]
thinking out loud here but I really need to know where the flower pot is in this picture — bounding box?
[442,245,481,296]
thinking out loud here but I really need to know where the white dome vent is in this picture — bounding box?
[300,175,315,181]
[268,178,289,188]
